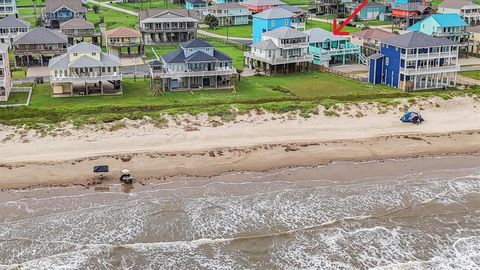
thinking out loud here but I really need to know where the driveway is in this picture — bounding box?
[27,66,50,77]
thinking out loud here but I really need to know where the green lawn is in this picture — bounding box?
[202,24,252,39]
[307,19,360,33]
[18,7,36,16]
[459,71,480,81]
[111,1,181,11]
[12,69,27,80]
[1,73,477,128]
[0,92,29,105]
[278,0,310,5]
[86,4,138,30]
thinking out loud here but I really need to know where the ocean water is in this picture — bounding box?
[0,160,479,269]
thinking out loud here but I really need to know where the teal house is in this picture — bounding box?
[185,0,207,16]
[252,6,305,43]
[304,28,360,67]
[348,1,388,20]
[408,13,469,43]
[213,0,244,3]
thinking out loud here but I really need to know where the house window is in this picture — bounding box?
[285,19,288,25]
[271,21,275,26]
[73,53,78,56]
[92,52,96,56]
[108,67,111,72]
[385,57,389,65]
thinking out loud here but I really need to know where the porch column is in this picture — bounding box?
[101,81,104,95]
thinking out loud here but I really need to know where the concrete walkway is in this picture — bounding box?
[88,0,138,16]
[458,75,480,86]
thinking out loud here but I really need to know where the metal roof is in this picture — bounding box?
[439,0,478,9]
[351,28,396,42]
[185,51,218,62]
[48,52,121,69]
[242,0,285,6]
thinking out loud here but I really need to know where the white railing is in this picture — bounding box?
[400,65,460,75]
[320,47,360,56]
[402,52,454,60]
[277,42,309,49]
[245,52,313,65]
[51,74,123,82]
[152,68,236,78]
[291,22,305,29]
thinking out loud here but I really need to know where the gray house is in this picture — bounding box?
[43,0,87,29]
[138,9,198,45]
[13,27,68,67]
[0,16,30,48]
[149,38,236,91]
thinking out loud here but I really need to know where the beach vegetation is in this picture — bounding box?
[0,73,478,129]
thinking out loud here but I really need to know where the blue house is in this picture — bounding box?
[348,1,387,20]
[408,13,469,43]
[252,6,305,43]
[185,0,207,16]
[391,0,423,4]
[368,32,460,91]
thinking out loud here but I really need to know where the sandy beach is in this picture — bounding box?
[0,96,479,189]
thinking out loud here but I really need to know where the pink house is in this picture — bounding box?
[241,0,286,13]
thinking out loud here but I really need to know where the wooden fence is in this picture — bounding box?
[314,65,369,83]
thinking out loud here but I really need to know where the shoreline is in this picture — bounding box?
[1,96,479,190]
[1,130,479,190]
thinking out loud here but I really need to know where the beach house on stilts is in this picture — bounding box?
[48,42,122,96]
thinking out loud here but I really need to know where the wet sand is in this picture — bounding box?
[0,130,479,190]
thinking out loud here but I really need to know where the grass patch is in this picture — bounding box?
[306,19,360,33]
[1,73,478,128]
[86,4,138,30]
[202,24,253,39]
[110,1,181,11]
[459,71,480,81]
[0,92,29,105]
[12,69,27,80]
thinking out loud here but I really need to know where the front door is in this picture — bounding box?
[202,77,210,87]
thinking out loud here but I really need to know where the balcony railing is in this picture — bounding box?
[14,48,66,54]
[245,51,313,65]
[277,42,309,49]
[435,31,471,37]
[152,68,236,78]
[401,51,455,60]
[400,65,460,75]
[310,45,360,57]
[291,22,305,29]
[51,74,123,83]
[108,41,142,47]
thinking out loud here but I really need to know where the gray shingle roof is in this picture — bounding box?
[392,3,431,12]
[213,50,233,61]
[251,39,279,49]
[13,27,68,45]
[60,18,94,30]
[67,42,101,53]
[383,32,457,48]
[263,26,308,39]
[162,47,232,64]
[253,6,294,19]
[185,50,217,62]
[162,49,186,63]
[45,0,87,13]
[69,55,103,68]
[181,38,212,48]
[0,16,30,28]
